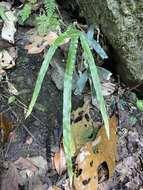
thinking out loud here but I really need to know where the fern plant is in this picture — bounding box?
[18,0,60,35]
[20,3,32,23]
[26,25,109,184]
[36,0,60,35]
[44,0,56,17]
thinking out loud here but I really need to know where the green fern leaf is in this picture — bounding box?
[20,3,32,23]
[44,0,56,17]
[26,27,76,118]
[63,34,79,184]
[26,45,56,118]
[80,32,110,138]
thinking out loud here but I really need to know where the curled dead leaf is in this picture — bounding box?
[53,145,66,175]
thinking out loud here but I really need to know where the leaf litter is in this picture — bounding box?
[74,115,117,190]
[52,101,117,190]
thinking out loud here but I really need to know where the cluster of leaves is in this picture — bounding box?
[26,25,109,184]
[36,0,60,35]
[19,0,60,35]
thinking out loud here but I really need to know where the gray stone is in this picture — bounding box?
[75,0,143,85]
[50,52,78,90]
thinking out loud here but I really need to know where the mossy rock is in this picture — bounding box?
[75,0,143,85]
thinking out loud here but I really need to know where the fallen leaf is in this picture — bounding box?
[53,145,66,175]
[0,49,16,70]
[71,101,100,155]
[1,10,17,43]
[0,112,13,143]
[1,162,19,190]
[7,81,18,95]
[73,116,117,190]
[25,31,58,54]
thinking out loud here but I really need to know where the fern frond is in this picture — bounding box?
[20,3,32,23]
[63,34,79,184]
[80,32,110,138]
[36,12,60,35]
[44,0,56,17]
[26,27,77,118]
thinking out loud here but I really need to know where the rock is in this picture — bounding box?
[50,51,78,90]
[74,0,143,85]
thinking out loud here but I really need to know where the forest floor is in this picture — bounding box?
[0,1,143,190]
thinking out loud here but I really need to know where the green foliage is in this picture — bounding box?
[20,3,32,23]
[35,12,59,35]
[18,0,60,34]
[63,35,79,183]
[26,25,109,183]
[80,32,109,138]
[25,45,56,118]
[34,0,60,35]
[0,5,7,21]
[44,0,56,17]
[26,26,76,118]
[136,99,143,112]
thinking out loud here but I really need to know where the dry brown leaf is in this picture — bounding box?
[0,112,13,143]
[25,31,58,54]
[73,116,117,190]
[53,145,66,175]
[1,162,19,190]
[71,101,100,155]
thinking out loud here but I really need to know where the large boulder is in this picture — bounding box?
[75,0,143,85]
